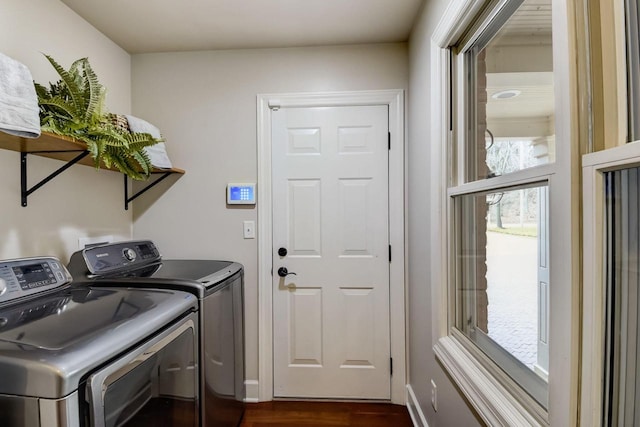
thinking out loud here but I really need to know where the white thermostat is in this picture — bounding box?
[227,183,256,205]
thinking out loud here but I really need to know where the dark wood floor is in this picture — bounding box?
[239,401,413,427]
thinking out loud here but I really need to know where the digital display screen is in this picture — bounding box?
[137,244,156,257]
[229,186,254,202]
[13,263,54,290]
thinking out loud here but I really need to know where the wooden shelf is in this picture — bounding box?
[0,130,185,208]
[0,131,185,174]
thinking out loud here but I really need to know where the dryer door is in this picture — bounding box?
[86,312,198,427]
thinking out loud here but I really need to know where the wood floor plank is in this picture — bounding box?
[239,401,412,427]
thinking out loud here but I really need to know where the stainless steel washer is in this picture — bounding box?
[0,256,199,427]
[67,240,245,427]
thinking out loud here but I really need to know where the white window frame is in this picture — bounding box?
[429,0,580,425]
[581,141,640,425]
[580,1,640,422]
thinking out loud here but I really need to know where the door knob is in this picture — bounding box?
[278,247,288,257]
[277,267,297,278]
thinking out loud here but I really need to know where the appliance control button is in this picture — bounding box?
[0,278,6,296]
[123,248,137,262]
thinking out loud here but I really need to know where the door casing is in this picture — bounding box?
[256,90,406,404]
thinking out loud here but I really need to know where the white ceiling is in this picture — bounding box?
[59,0,424,54]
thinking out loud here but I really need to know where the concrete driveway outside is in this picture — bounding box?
[485,230,538,370]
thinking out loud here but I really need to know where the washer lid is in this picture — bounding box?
[150,260,236,281]
[0,286,196,398]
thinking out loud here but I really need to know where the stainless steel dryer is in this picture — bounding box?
[67,240,245,427]
[0,256,199,427]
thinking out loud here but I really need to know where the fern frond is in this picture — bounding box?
[125,132,162,150]
[91,131,130,148]
[131,149,152,175]
[34,82,49,99]
[38,96,76,120]
[68,57,86,79]
[83,140,101,168]
[82,59,103,121]
[103,145,151,180]
[109,154,146,180]
[43,54,84,119]
[94,87,107,118]
[40,121,68,136]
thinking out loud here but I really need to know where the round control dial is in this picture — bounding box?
[123,248,137,262]
[0,277,6,296]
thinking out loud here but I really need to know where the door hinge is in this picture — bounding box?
[388,132,391,150]
[268,100,281,111]
[389,245,392,262]
[390,357,393,376]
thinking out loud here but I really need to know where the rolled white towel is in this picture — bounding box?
[124,114,173,169]
[0,52,40,138]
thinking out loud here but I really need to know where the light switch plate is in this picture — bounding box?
[243,221,255,239]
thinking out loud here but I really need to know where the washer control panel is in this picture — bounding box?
[123,248,137,262]
[82,240,161,275]
[0,257,71,304]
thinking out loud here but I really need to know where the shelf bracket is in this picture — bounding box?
[21,150,90,207]
[124,172,173,210]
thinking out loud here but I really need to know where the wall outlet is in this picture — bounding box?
[431,379,438,412]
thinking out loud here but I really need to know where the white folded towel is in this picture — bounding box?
[0,52,40,138]
[124,114,173,169]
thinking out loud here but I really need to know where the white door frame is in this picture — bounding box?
[256,90,406,404]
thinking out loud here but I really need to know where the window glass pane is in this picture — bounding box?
[625,0,640,141]
[466,0,554,182]
[455,184,549,407]
[603,167,640,425]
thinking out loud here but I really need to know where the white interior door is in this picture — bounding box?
[271,105,391,399]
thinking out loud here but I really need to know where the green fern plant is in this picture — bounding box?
[34,55,160,180]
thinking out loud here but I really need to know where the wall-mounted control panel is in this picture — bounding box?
[0,257,72,304]
[227,183,256,205]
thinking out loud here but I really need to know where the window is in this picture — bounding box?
[582,143,640,425]
[625,0,640,142]
[587,0,638,150]
[431,0,577,424]
[451,0,554,409]
[580,1,640,425]
[455,184,549,407]
[603,167,640,426]
[606,16,640,423]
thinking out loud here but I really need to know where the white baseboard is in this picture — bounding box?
[406,384,430,427]
[244,380,260,403]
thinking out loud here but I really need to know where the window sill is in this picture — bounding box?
[434,334,548,426]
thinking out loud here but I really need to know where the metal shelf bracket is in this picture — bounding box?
[124,172,173,210]
[21,150,90,207]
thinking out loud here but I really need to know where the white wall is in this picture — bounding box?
[0,0,132,261]
[408,1,483,425]
[130,43,408,391]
